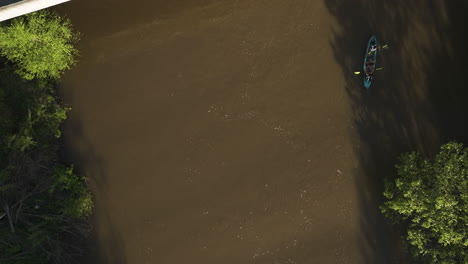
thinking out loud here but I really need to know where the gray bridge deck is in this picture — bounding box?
[0,0,69,22]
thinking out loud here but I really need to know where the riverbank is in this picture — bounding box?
[0,11,92,264]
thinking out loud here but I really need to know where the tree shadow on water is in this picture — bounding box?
[60,112,128,264]
[325,0,468,263]
[83,210,128,264]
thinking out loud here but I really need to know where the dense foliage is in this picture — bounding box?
[381,142,468,264]
[0,10,91,264]
[0,10,78,80]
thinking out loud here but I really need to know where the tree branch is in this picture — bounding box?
[4,204,15,233]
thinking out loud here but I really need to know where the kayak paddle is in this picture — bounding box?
[354,67,383,75]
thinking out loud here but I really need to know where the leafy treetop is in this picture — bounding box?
[381,142,468,264]
[0,10,78,80]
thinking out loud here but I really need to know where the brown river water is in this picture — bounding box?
[55,0,468,263]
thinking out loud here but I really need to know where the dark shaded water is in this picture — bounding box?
[325,0,468,262]
[55,0,468,263]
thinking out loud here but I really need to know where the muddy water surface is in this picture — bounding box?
[55,0,468,263]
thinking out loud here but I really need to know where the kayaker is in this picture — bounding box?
[366,60,375,75]
[368,45,378,55]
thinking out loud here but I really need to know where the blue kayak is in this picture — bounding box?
[363,35,378,88]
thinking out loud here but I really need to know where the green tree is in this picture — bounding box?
[381,142,468,264]
[0,10,91,264]
[0,71,91,263]
[0,10,78,80]
[50,165,93,218]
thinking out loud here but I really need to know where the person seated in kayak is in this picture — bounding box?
[366,60,375,75]
[367,45,378,55]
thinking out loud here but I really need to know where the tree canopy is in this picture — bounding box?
[0,10,78,80]
[0,10,91,264]
[381,142,468,264]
